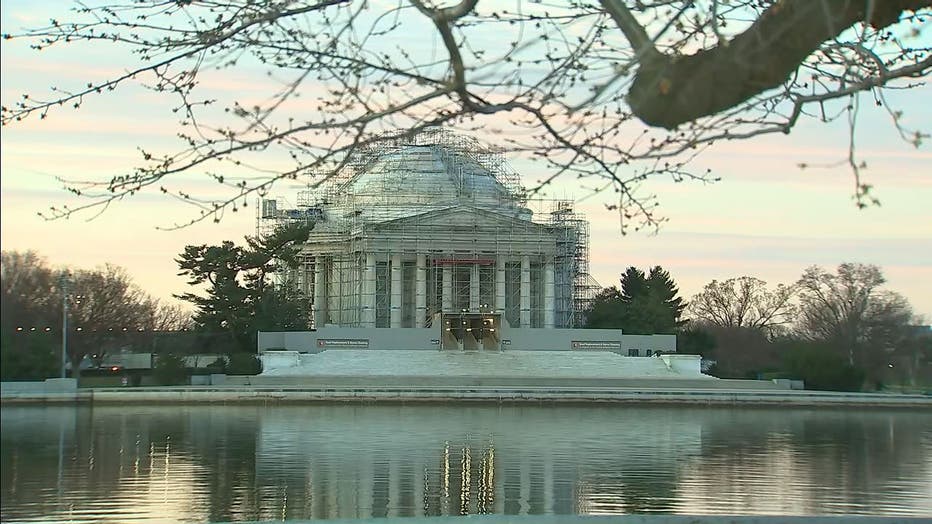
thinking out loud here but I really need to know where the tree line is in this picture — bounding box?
[1,223,312,381]
[3,235,928,390]
[1,251,188,380]
[585,263,930,391]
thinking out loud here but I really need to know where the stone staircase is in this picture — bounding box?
[262,350,709,380]
[251,350,792,390]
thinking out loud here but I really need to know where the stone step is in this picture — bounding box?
[262,350,710,380]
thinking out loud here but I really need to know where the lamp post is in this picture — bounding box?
[60,272,69,378]
[459,308,467,351]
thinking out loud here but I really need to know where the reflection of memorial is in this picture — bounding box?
[4,406,931,521]
[253,405,703,517]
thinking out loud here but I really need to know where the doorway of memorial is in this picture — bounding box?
[440,313,502,351]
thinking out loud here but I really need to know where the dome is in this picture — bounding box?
[324,142,527,223]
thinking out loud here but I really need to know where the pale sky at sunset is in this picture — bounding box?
[1,1,930,320]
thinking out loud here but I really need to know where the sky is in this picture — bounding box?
[1,2,931,320]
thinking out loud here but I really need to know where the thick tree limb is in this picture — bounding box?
[625,0,932,129]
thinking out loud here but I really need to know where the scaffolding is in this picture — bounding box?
[338,128,524,197]
[548,201,598,327]
[257,129,595,329]
[253,196,318,313]
[309,129,527,226]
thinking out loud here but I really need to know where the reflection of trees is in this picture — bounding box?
[791,411,932,513]
[182,407,262,521]
[683,408,932,515]
[0,407,77,520]
[0,405,264,522]
[82,406,263,521]
[576,472,678,514]
[572,440,681,514]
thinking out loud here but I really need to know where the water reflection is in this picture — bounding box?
[252,406,705,519]
[680,409,932,516]
[1,405,930,523]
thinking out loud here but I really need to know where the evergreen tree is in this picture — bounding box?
[646,266,687,332]
[585,265,686,334]
[619,267,648,302]
[583,287,624,329]
[176,222,313,353]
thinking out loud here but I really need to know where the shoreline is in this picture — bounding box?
[2,385,929,407]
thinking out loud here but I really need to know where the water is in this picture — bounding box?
[1,404,930,523]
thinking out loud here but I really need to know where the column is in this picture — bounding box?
[494,258,506,315]
[335,257,344,326]
[313,257,326,328]
[362,253,376,327]
[442,265,453,312]
[390,254,402,328]
[544,260,555,329]
[519,255,530,327]
[415,254,427,328]
[469,264,480,312]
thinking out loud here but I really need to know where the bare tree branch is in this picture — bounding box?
[1,0,928,231]
[623,0,932,128]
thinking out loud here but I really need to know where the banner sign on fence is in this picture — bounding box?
[571,340,621,350]
[317,339,370,348]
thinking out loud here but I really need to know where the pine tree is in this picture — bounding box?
[646,266,687,331]
[619,267,648,302]
[586,265,686,334]
[175,222,314,352]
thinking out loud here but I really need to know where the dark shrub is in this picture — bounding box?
[0,333,58,380]
[783,343,865,391]
[152,353,188,385]
[226,352,262,375]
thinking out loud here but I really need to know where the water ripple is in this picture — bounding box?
[2,405,931,522]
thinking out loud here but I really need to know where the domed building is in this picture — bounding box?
[258,130,676,356]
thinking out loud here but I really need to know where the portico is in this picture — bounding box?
[267,131,595,333]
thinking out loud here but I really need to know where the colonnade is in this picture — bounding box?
[311,253,557,329]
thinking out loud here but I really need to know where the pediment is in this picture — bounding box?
[371,205,547,232]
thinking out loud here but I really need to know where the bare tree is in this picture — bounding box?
[687,276,796,337]
[2,1,929,230]
[1,251,60,334]
[65,265,160,376]
[142,300,194,332]
[1,250,190,379]
[796,263,915,371]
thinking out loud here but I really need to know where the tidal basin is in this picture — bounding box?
[2,404,930,523]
